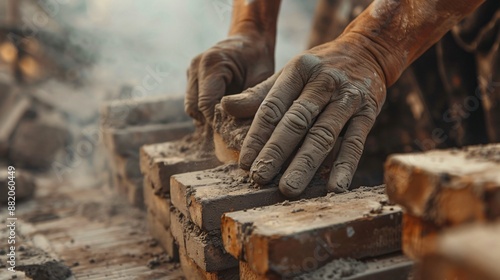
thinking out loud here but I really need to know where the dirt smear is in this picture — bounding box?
[17,261,72,280]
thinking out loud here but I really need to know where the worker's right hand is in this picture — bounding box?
[185,31,275,126]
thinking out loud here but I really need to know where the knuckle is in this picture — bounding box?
[198,98,215,113]
[200,51,226,68]
[258,97,283,125]
[313,72,338,93]
[282,107,310,133]
[343,135,365,156]
[189,54,202,69]
[265,142,286,161]
[344,88,362,102]
[308,125,336,150]
[293,53,321,70]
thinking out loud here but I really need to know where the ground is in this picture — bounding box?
[0,174,184,280]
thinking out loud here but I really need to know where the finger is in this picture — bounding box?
[185,56,204,123]
[328,111,376,193]
[239,55,319,170]
[279,90,362,198]
[198,65,233,125]
[250,74,335,184]
[221,70,281,119]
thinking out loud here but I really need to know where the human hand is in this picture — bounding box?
[222,33,388,197]
[184,32,274,126]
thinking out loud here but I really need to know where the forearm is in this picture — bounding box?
[228,0,281,49]
[342,0,484,86]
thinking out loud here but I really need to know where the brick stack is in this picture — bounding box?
[101,95,194,208]
[220,186,411,279]
[168,163,332,279]
[1,85,70,203]
[159,104,414,279]
[385,143,500,279]
[139,131,222,261]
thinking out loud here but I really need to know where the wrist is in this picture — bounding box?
[229,21,277,53]
[228,0,280,53]
[340,30,407,87]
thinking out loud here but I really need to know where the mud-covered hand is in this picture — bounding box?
[184,0,281,126]
[225,33,387,197]
[222,0,484,197]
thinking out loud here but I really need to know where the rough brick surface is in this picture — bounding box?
[385,144,500,226]
[143,176,171,228]
[295,253,413,280]
[178,245,239,280]
[147,210,178,261]
[213,104,252,163]
[221,186,402,276]
[416,223,500,280]
[104,121,194,156]
[402,213,440,260]
[170,209,238,272]
[100,95,189,129]
[125,177,144,209]
[171,164,328,231]
[113,154,141,180]
[140,137,220,196]
[239,261,277,280]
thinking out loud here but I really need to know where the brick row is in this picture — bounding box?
[170,163,327,232]
[222,186,403,277]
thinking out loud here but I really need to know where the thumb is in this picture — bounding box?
[221,70,281,118]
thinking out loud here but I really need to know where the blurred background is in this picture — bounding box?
[0,0,315,188]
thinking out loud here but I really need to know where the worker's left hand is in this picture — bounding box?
[221,33,387,197]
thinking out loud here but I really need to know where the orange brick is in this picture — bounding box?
[144,176,171,228]
[170,209,238,272]
[178,245,239,280]
[147,210,178,261]
[402,213,440,260]
[104,121,194,157]
[385,144,500,226]
[170,164,327,231]
[140,138,220,196]
[416,223,500,280]
[222,187,402,277]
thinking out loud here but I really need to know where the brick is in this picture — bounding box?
[221,186,402,276]
[143,176,171,228]
[125,177,144,209]
[402,213,440,260]
[416,223,500,280]
[9,120,70,169]
[213,104,251,163]
[296,253,413,280]
[385,144,500,226]
[103,121,194,157]
[140,136,220,196]
[0,91,30,157]
[170,209,238,272]
[239,261,276,280]
[113,154,141,180]
[100,95,189,129]
[170,164,328,231]
[147,210,179,261]
[178,245,239,280]
[112,173,127,194]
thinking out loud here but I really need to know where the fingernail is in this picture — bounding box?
[280,171,306,198]
[329,170,351,193]
[250,159,273,184]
